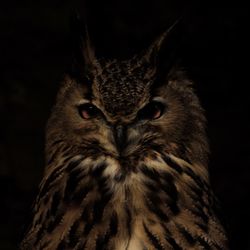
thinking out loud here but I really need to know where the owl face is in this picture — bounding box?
[47,28,207,167]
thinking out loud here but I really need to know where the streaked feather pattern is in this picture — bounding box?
[21,21,228,249]
[21,145,227,249]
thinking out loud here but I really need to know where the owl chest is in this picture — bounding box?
[97,187,164,250]
[90,172,170,250]
[36,156,227,249]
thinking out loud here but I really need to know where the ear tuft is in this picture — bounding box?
[81,25,96,66]
[144,18,183,68]
[69,11,96,77]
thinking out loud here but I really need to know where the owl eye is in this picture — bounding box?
[78,103,100,119]
[137,101,165,120]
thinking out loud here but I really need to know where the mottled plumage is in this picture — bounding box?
[21,23,228,250]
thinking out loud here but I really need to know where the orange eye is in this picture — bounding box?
[137,101,165,120]
[78,103,100,119]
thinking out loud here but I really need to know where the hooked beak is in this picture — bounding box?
[113,125,127,153]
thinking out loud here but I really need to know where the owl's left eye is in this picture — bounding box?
[137,101,165,120]
[78,103,100,119]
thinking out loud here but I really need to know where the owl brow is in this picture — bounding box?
[77,100,90,106]
[137,97,165,111]
[152,96,165,103]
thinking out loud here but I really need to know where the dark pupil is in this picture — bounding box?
[86,105,97,115]
[138,101,164,120]
[79,104,99,118]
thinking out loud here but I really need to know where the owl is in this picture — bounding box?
[20,21,229,250]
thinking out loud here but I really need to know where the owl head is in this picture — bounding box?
[46,22,208,169]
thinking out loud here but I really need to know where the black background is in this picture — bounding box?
[0,0,249,249]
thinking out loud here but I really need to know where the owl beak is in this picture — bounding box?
[113,125,127,153]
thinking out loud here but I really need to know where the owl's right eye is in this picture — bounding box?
[137,101,165,120]
[78,103,100,119]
